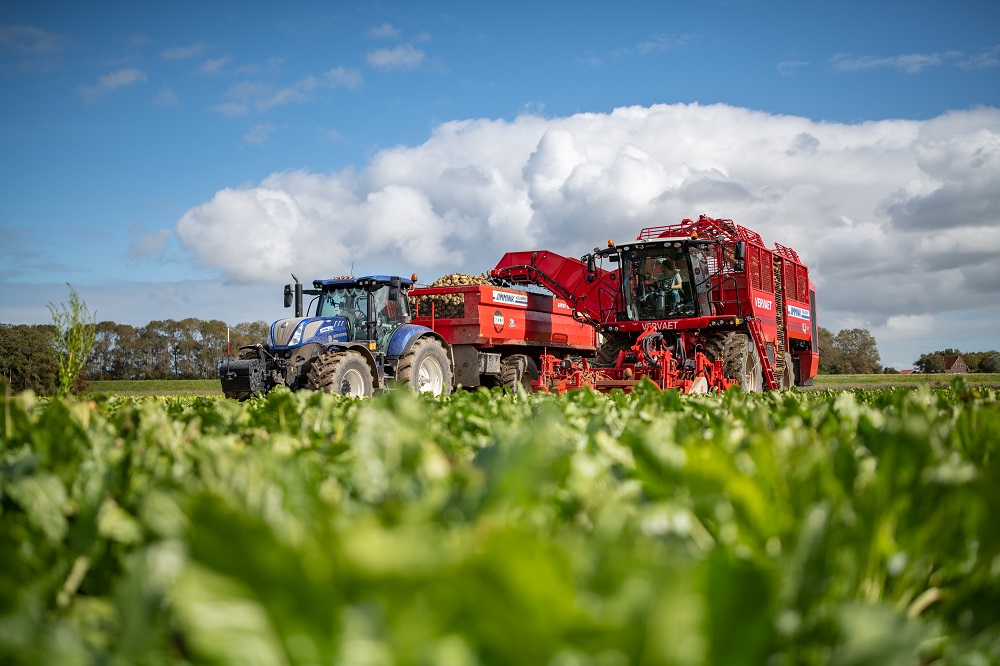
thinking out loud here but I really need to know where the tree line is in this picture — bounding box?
[4,318,998,396]
[1,319,267,395]
[817,327,999,375]
[914,348,1000,373]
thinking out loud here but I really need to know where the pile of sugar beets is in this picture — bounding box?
[413,273,492,318]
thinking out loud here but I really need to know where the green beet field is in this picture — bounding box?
[2,380,999,665]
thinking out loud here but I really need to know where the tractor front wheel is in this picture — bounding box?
[396,337,453,396]
[307,350,374,397]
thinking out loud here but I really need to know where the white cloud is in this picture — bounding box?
[831,45,1000,74]
[777,60,808,76]
[211,67,362,115]
[198,56,230,75]
[162,43,205,60]
[366,44,426,70]
[368,22,401,39]
[128,224,173,258]
[635,33,701,55]
[244,123,274,145]
[77,67,147,101]
[0,23,68,54]
[154,85,179,106]
[176,103,1000,354]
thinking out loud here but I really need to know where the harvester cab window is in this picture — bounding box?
[623,243,697,320]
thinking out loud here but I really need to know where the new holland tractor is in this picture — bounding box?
[219,274,452,399]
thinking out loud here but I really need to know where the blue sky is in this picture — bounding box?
[2,0,999,370]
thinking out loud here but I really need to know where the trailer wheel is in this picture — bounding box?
[712,332,763,393]
[307,350,373,397]
[500,354,539,393]
[397,337,453,396]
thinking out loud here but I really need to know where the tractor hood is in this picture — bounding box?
[269,316,350,349]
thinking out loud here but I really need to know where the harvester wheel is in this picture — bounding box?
[725,332,764,393]
[500,354,539,393]
[307,350,374,397]
[595,335,632,367]
[709,332,763,393]
[396,337,453,396]
[779,352,795,390]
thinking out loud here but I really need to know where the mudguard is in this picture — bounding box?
[387,324,450,359]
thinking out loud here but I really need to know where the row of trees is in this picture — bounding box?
[817,328,1000,375]
[915,348,1000,373]
[87,319,268,381]
[1,319,267,395]
[4,316,996,396]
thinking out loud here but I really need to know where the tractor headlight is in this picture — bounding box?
[288,323,305,346]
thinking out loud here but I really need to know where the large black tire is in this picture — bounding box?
[727,332,764,393]
[396,337,453,396]
[707,332,763,393]
[779,352,795,390]
[499,354,539,393]
[306,350,374,397]
[594,334,633,367]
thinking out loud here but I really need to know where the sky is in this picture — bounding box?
[1,0,999,371]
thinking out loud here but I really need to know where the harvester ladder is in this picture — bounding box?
[773,260,786,378]
[747,318,778,390]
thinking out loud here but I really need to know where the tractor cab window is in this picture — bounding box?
[622,243,697,320]
[371,283,410,349]
[317,286,369,341]
[371,284,409,328]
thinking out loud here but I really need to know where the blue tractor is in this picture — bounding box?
[220,274,453,399]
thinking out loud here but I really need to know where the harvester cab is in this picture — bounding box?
[596,238,715,320]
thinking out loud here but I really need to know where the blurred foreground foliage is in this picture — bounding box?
[1,379,999,665]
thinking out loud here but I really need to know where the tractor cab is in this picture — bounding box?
[310,275,413,352]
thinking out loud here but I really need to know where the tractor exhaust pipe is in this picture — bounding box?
[294,274,303,317]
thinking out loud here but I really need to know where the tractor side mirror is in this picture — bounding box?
[389,275,402,301]
[586,254,597,283]
[283,284,293,308]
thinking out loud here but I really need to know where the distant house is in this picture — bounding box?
[943,355,969,373]
[899,369,915,375]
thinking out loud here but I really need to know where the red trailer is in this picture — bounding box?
[409,283,596,391]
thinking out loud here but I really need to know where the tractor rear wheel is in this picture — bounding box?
[500,354,539,393]
[307,350,374,397]
[396,337,453,396]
